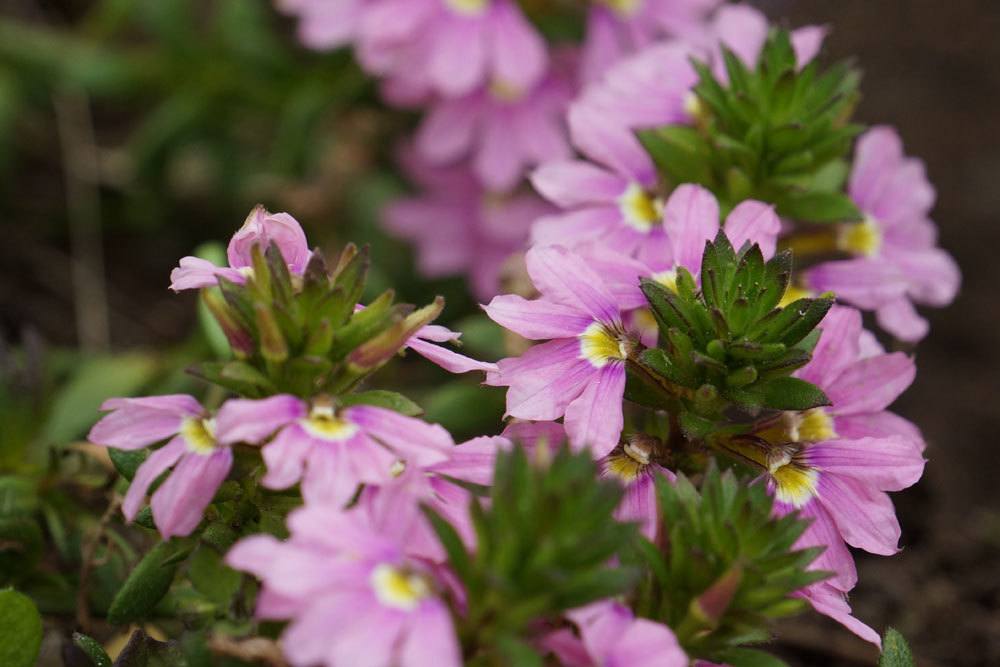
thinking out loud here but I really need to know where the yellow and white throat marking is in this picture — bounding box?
[618,182,662,233]
[181,417,218,454]
[445,0,489,16]
[597,0,643,18]
[301,404,359,442]
[604,440,653,483]
[371,563,432,611]
[651,269,678,293]
[837,215,883,257]
[768,446,820,508]
[579,322,628,368]
[760,409,836,507]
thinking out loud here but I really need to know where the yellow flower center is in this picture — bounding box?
[604,439,653,483]
[579,322,628,368]
[181,417,217,455]
[488,78,525,103]
[651,269,678,293]
[618,183,662,233]
[371,564,432,611]
[771,459,820,508]
[777,284,814,308]
[597,0,642,17]
[445,0,489,15]
[837,216,883,257]
[301,405,359,442]
[757,408,837,445]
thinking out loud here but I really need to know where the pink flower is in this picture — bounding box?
[169,205,311,292]
[407,324,499,375]
[415,51,576,192]
[357,0,547,99]
[227,494,461,667]
[215,395,453,505]
[600,437,675,539]
[483,245,633,455]
[542,601,688,667]
[795,582,881,648]
[579,0,720,83]
[278,0,367,51]
[385,149,555,300]
[580,185,781,297]
[88,395,235,539]
[747,306,925,643]
[530,92,667,260]
[806,126,961,341]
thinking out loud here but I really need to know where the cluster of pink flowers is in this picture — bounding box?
[84,4,961,665]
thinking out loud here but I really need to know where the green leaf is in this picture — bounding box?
[187,545,241,605]
[0,589,42,667]
[73,632,112,667]
[879,628,916,667]
[776,190,863,223]
[340,390,423,417]
[108,540,190,625]
[716,647,790,667]
[757,377,831,411]
[109,448,149,481]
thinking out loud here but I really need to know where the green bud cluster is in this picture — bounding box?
[197,242,442,399]
[639,29,863,222]
[630,466,827,662]
[427,444,639,664]
[629,232,833,428]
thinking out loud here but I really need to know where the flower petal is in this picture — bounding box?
[483,294,591,340]
[826,352,915,416]
[151,447,233,538]
[215,395,305,444]
[563,362,626,456]
[89,395,201,450]
[122,437,186,521]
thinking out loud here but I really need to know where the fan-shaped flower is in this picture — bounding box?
[215,395,452,505]
[483,245,634,455]
[806,126,961,341]
[88,395,235,538]
[227,495,461,667]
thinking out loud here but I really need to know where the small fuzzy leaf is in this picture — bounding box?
[0,589,42,667]
[108,540,190,625]
[879,628,916,667]
[757,376,831,411]
[340,390,423,416]
[72,632,112,667]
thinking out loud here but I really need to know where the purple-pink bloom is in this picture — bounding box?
[356,0,547,99]
[227,495,461,667]
[483,245,634,456]
[795,582,881,648]
[542,601,688,667]
[415,51,576,192]
[806,126,961,341]
[215,395,452,506]
[579,0,721,83]
[600,437,675,539]
[385,148,554,300]
[278,0,367,51]
[169,205,311,292]
[407,324,498,375]
[753,306,925,643]
[88,395,234,539]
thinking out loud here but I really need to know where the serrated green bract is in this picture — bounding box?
[628,466,827,660]
[631,234,830,420]
[194,242,442,399]
[638,29,863,220]
[426,444,639,663]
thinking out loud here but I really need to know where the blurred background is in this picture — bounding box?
[0,1,997,665]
